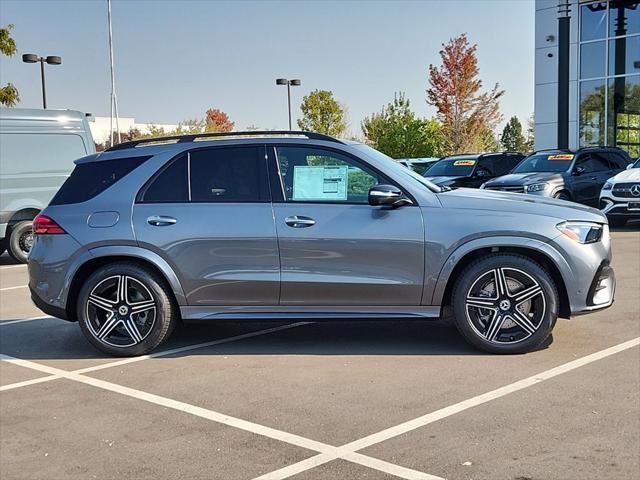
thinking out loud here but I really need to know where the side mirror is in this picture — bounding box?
[572,165,585,176]
[368,184,412,208]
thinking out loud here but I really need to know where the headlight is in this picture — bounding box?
[602,182,613,191]
[556,221,603,244]
[526,183,547,193]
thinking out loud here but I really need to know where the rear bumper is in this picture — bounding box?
[30,285,70,321]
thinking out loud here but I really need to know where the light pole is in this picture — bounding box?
[276,78,301,130]
[22,54,62,109]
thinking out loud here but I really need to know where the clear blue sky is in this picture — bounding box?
[0,0,534,136]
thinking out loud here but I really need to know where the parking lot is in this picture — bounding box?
[0,226,638,480]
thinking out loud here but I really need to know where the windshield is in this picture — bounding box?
[512,152,574,173]
[351,144,442,193]
[633,158,640,168]
[423,156,478,177]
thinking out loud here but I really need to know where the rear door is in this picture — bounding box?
[571,153,610,205]
[133,145,280,306]
[269,145,425,306]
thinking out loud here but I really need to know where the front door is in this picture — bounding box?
[269,145,425,306]
[133,145,280,305]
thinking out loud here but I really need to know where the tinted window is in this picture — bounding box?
[476,156,496,176]
[140,154,188,203]
[275,146,383,204]
[424,156,479,177]
[513,153,574,173]
[190,147,268,202]
[502,155,525,175]
[50,156,149,205]
[575,153,609,173]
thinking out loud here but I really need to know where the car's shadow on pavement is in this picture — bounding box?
[0,318,553,362]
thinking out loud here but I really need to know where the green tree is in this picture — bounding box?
[297,89,347,137]
[0,24,19,107]
[500,116,528,152]
[362,92,445,159]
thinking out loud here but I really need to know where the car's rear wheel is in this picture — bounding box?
[77,262,178,356]
[607,216,627,228]
[451,253,558,354]
[7,220,34,264]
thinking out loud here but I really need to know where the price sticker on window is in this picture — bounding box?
[292,166,348,201]
[548,154,574,160]
[453,160,476,166]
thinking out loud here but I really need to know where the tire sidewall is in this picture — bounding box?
[77,263,174,357]
[452,255,558,354]
[8,221,32,264]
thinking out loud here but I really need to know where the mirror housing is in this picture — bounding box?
[572,165,585,176]
[368,184,412,208]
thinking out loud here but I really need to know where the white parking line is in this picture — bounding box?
[0,354,442,480]
[0,284,28,292]
[0,316,54,326]
[253,336,640,480]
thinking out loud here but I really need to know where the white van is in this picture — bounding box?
[0,108,95,262]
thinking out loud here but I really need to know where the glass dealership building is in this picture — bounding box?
[535,0,639,157]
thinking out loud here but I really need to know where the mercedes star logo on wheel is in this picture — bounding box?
[630,184,640,197]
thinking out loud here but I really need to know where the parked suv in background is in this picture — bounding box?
[0,108,95,263]
[29,132,615,357]
[600,157,640,227]
[423,152,524,188]
[481,147,632,206]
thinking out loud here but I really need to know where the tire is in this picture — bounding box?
[77,262,178,356]
[554,192,570,201]
[7,221,34,264]
[451,253,559,354]
[607,216,627,228]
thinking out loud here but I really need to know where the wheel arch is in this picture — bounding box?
[65,247,187,322]
[8,208,40,225]
[434,239,571,319]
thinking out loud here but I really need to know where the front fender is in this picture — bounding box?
[429,236,573,306]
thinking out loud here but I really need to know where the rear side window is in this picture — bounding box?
[50,156,149,205]
[139,154,188,203]
[190,147,269,202]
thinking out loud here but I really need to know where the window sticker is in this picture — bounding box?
[292,165,348,201]
[453,160,476,166]
[548,154,574,160]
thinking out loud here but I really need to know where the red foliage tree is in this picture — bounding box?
[427,34,504,154]
[205,108,234,133]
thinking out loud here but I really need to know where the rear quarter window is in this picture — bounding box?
[50,156,149,205]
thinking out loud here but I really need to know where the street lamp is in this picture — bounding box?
[22,54,62,109]
[276,78,301,130]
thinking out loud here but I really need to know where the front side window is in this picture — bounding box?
[275,146,382,204]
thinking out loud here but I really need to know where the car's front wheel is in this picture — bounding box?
[77,262,178,356]
[451,253,558,354]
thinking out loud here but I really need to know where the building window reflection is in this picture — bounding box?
[579,0,640,156]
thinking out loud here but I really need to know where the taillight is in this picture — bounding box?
[33,214,66,234]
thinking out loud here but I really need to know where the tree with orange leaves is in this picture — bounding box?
[427,34,504,154]
[205,108,234,133]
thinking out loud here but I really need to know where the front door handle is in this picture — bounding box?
[147,215,177,226]
[285,215,316,228]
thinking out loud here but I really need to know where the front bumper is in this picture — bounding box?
[600,194,640,219]
[572,262,616,315]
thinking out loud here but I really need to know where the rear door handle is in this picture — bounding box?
[147,215,177,226]
[285,215,315,228]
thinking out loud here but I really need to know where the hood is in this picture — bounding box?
[484,172,564,187]
[424,175,467,186]
[437,187,606,223]
[609,167,640,183]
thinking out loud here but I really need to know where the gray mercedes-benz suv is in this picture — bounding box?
[28,131,616,356]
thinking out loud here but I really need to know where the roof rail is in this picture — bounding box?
[105,130,344,151]
[577,145,625,151]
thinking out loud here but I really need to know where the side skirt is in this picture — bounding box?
[180,305,441,321]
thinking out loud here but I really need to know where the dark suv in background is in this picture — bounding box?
[423,152,524,188]
[481,147,632,206]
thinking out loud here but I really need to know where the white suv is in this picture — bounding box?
[600,157,640,227]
